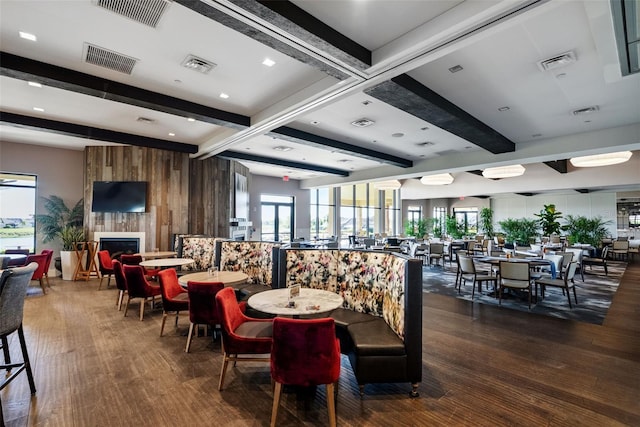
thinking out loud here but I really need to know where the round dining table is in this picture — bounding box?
[247,287,344,317]
[139,258,194,269]
[177,270,249,288]
[135,251,177,260]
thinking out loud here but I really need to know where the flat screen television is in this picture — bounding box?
[91,181,147,213]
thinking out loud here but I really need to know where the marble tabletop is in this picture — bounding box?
[178,270,249,288]
[135,251,177,259]
[248,287,344,317]
[139,258,194,268]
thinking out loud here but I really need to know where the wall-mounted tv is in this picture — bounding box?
[91,181,147,213]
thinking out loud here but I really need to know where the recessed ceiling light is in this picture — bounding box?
[337,159,352,163]
[498,106,510,112]
[19,31,37,41]
[273,146,292,152]
[262,58,276,67]
[32,107,44,112]
[416,141,434,147]
[392,133,404,138]
[182,55,216,74]
[310,120,320,125]
[420,126,429,131]
[448,65,463,73]
[219,93,229,99]
[28,81,42,88]
[187,117,196,122]
[168,132,175,136]
[351,118,375,127]
[362,100,372,106]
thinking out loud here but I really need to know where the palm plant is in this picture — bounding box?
[498,218,539,246]
[36,195,84,248]
[562,215,611,247]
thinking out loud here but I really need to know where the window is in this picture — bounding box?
[310,188,335,239]
[260,195,294,242]
[0,173,36,253]
[453,207,479,235]
[433,206,447,236]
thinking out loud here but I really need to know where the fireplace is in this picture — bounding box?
[99,238,140,259]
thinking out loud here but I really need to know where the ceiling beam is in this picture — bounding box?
[365,74,516,154]
[543,159,568,173]
[0,112,198,154]
[0,52,250,129]
[217,150,350,176]
[270,126,413,168]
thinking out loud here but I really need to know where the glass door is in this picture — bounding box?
[261,195,294,242]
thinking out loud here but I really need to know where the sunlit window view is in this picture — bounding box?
[0,173,36,253]
[310,188,335,239]
[260,194,294,242]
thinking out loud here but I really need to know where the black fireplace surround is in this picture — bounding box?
[99,238,140,259]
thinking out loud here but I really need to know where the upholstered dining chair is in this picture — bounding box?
[498,261,534,310]
[536,262,579,308]
[40,249,54,287]
[582,246,609,276]
[112,260,127,311]
[428,242,445,267]
[185,281,224,352]
[97,250,115,290]
[120,254,161,279]
[457,255,496,298]
[157,269,189,337]
[122,265,161,321]
[0,263,38,424]
[564,248,585,281]
[216,287,273,391]
[270,317,341,427]
[24,254,48,294]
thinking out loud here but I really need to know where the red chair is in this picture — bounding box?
[157,269,189,337]
[269,317,341,427]
[97,250,114,290]
[215,287,273,390]
[112,260,127,311]
[122,265,161,321]
[185,281,225,353]
[120,254,161,279]
[24,254,48,294]
[40,249,54,287]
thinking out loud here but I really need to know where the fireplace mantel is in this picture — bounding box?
[93,232,146,253]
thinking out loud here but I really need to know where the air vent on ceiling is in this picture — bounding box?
[572,106,599,115]
[182,55,216,74]
[95,0,170,28]
[84,43,137,74]
[537,51,577,71]
[350,118,375,127]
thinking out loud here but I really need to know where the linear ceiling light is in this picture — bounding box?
[570,151,633,167]
[373,180,402,190]
[482,164,525,179]
[420,173,454,185]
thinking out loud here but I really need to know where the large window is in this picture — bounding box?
[0,173,36,253]
[260,195,294,242]
[433,206,447,236]
[453,207,478,235]
[310,188,335,239]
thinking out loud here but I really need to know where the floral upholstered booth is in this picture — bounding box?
[278,248,422,397]
[172,234,221,272]
[215,240,281,288]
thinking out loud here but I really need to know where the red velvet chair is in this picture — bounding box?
[157,269,189,337]
[97,250,114,290]
[215,287,273,390]
[112,260,127,311]
[270,317,341,427]
[120,254,161,279]
[185,281,224,353]
[40,249,54,287]
[24,254,48,294]
[122,265,161,321]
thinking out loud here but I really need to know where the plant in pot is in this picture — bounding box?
[429,217,442,238]
[562,215,611,248]
[445,215,465,239]
[498,218,539,247]
[36,195,84,280]
[404,219,429,238]
[479,207,495,239]
[534,204,563,237]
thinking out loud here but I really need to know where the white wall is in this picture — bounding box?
[492,192,618,236]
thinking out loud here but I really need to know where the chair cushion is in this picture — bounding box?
[501,279,530,289]
[235,321,273,338]
[347,318,406,356]
[329,308,377,328]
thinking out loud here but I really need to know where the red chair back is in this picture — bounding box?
[270,317,340,387]
[113,260,127,292]
[25,254,47,280]
[120,254,142,265]
[158,269,185,300]
[123,264,159,298]
[41,249,54,271]
[216,287,272,354]
[187,281,224,325]
[97,250,114,272]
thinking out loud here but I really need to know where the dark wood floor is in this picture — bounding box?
[2,262,639,426]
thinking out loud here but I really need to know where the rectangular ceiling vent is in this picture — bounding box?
[84,43,138,74]
[94,0,170,28]
[537,51,577,71]
[182,55,217,74]
[350,118,375,127]
[572,106,599,115]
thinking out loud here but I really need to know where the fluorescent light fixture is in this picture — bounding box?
[420,173,454,185]
[168,132,175,136]
[373,180,402,190]
[28,81,42,88]
[570,151,632,167]
[19,31,37,41]
[219,93,229,99]
[482,164,525,179]
[262,58,275,67]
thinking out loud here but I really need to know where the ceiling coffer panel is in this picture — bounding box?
[95,0,170,28]
[84,44,138,75]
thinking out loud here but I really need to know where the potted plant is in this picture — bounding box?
[498,218,539,247]
[404,219,429,238]
[534,204,563,236]
[445,215,465,239]
[36,195,84,280]
[479,207,495,239]
[562,215,611,248]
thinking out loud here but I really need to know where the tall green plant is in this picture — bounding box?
[429,217,442,238]
[445,215,465,239]
[562,215,611,247]
[534,204,563,236]
[36,195,84,245]
[405,219,429,237]
[479,207,494,238]
[498,218,539,246]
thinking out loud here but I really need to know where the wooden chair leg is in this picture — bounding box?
[185,323,195,353]
[218,353,230,391]
[326,382,337,427]
[139,299,145,321]
[270,381,283,427]
[123,296,131,317]
[160,312,168,336]
[39,278,46,294]
[98,275,104,290]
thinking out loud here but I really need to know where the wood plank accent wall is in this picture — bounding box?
[83,146,249,251]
